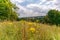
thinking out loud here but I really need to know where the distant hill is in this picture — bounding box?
[19,16,45,22]
[20,16,45,19]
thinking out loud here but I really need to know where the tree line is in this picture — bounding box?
[19,10,60,25]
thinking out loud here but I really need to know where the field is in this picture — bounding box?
[0,21,60,40]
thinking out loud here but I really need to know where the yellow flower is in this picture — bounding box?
[7,22,13,25]
[9,23,13,25]
[28,22,33,26]
[28,22,32,25]
[29,27,35,32]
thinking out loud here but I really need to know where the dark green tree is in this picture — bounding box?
[45,9,60,25]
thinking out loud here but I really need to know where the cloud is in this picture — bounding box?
[16,4,45,17]
[26,0,60,11]
[11,0,60,17]
[11,0,25,3]
[27,4,57,10]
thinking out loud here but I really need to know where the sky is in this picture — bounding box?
[11,0,60,17]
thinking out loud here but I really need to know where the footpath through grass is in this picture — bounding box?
[0,21,60,40]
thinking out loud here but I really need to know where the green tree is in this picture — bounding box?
[45,9,60,25]
[0,0,18,21]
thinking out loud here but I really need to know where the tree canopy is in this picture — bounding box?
[0,0,18,21]
[44,9,60,25]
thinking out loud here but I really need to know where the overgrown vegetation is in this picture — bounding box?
[0,21,59,40]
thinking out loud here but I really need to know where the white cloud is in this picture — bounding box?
[27,0,60,11]
[27,4,57,10]
[16,4,46,17]
[11,0,25,3]
[11,0,60,17]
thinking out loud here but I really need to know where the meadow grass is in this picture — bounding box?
[0,21,60,40]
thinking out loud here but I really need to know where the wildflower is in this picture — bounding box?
[29,27,35,33]
[7,22,13,25]
[9,22,13,25]
[28,22,33,26]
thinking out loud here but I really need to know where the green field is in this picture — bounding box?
[0,21,60,40]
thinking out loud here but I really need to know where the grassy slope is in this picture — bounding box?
[0,21,60,40]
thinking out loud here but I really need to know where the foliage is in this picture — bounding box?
[0,0,18,21]
[44,10,60,25]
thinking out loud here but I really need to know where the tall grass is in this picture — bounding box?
[0,21,60,40]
